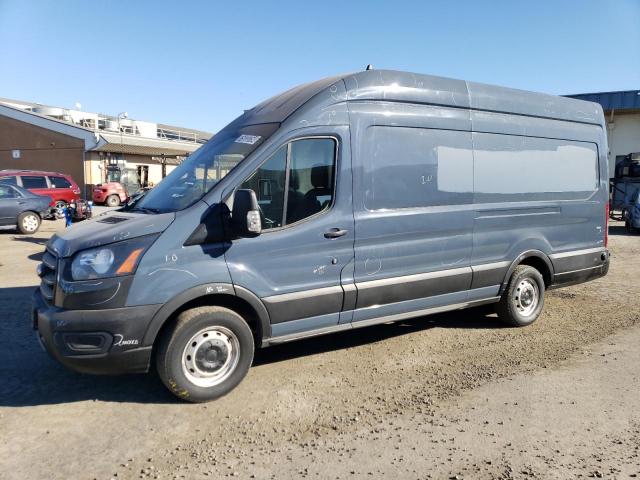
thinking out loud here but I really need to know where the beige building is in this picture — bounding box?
[566,90,640,179]
[0,98,211,197]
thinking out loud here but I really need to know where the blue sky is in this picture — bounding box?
[0,0,638,133]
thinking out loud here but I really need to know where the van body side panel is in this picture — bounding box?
[469,109,608,284]
[351,285,499,323]
[466,81,602,125]
[349,101,477,318]
[127,199,233,306]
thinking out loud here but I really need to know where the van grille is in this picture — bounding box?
[38,248,58,304]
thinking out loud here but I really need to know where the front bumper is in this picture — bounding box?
[33,289,161,375]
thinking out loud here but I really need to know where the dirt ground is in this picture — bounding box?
[0,218,639,480]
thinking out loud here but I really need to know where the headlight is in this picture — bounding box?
[68,235,158,281]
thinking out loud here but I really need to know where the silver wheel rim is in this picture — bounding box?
[513,278,539,317]
[22,214,39,232]
[181,326,240,388]
[55,202,66,219]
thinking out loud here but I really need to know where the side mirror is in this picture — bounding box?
[232,189,261,237]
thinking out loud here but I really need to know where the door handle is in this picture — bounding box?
[324,228,348,239]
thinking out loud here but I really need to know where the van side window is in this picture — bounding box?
[473,134,598,202]
[364,126,473,210]
[240,138,337,229]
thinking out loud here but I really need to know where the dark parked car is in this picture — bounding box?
[0,184,51,234]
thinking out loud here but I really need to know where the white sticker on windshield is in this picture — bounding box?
[235,134,261,145]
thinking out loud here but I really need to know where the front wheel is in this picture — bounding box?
[156,306,254,402]
[496,265,545,327]
[17,211,41,234]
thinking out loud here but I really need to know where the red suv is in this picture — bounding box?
[0,170,81,210]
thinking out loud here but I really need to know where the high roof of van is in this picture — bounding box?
[238,69,604,128]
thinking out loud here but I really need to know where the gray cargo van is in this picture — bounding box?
[33,69,610,402]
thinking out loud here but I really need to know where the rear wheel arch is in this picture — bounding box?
[143,285,271,350]
[500,250,554,293]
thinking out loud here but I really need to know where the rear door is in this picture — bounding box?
[224,126,355,338]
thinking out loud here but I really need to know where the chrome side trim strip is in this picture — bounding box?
[269,323,353,344]
[553,264,603,276]
[263,263,505,306]
[471,260,511,272]
[356,266,470,290]
[549,247,605,259]
[262,285,343,303]
[268,296,500,345]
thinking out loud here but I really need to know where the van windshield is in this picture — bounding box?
[132,123,279,212]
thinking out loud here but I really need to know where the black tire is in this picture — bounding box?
[155,306,254,403]
[17,211,41,234]
[496,265,545,327]
[106,195,121,207]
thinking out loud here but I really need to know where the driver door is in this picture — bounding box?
[224,127,355,338]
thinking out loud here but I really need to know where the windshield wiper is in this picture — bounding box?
[130,207,164,214]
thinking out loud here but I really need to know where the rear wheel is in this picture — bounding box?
[54,201,67,219]
[17,211,41,234]
[496,265,545,327]
[106,195,121,207]
[155,306,254,402]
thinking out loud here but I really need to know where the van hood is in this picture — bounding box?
[47,210,176,258]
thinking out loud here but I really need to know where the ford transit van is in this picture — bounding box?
[33,69,610,402]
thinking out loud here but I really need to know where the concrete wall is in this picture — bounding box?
[0,115,85,189]
[606,112,640,178]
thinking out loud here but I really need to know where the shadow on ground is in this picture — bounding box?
[8,235,50,245]
[609,224,639,237]
[0,284,502,407]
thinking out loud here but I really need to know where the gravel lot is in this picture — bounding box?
[0,217,638,479]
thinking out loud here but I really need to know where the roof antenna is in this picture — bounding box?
[365,64,373,71]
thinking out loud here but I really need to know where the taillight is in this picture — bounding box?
[604,202,609,248]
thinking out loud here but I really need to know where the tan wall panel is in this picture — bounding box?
[0,148,85,189]
[0,115,88,194]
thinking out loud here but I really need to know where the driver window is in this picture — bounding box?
[239,138,337,230]
[240,146,287,229]
[286,138,336,224]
